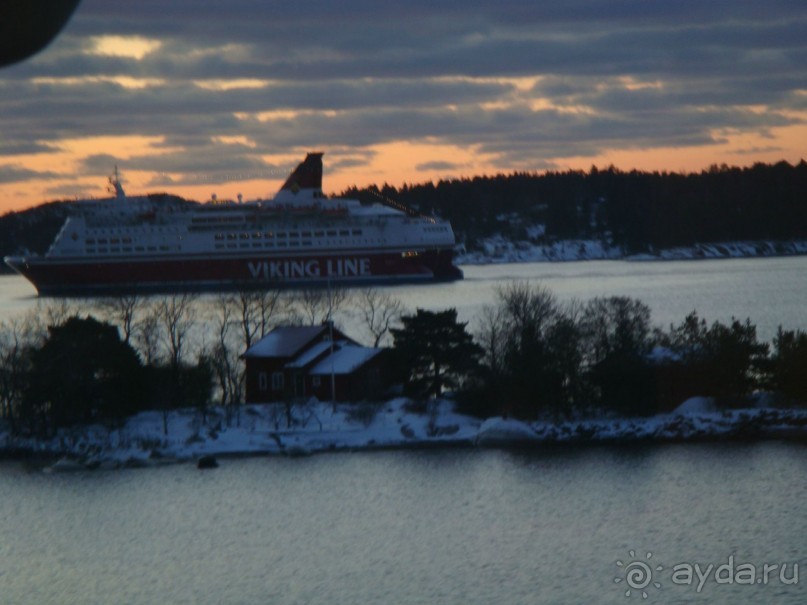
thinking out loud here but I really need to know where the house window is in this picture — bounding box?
[271,372,284,390]
[312,376,321,387]
[258,372,268,391]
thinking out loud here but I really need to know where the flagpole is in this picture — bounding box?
[328,278,336,410]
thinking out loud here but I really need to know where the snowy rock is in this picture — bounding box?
[427,424,460,437]
[673,397,718,414]
[45,456,85,473]
[475,417,539,446]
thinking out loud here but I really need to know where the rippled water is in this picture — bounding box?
[0,445,805,604]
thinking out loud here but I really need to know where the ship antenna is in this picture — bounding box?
[109,165,126,199]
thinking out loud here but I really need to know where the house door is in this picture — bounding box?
[293,372,305,398]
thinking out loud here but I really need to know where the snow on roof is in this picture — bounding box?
[243,325,326,358]
[285,340,343,368]
[309,344,384,375]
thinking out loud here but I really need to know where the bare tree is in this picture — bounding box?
[208,294,247,426]
[135,304,161,366]
[475,303,508,377]
[153,293,198,435]
[496,281,559,335]
[231,288,288,350]
[293,285,351,325]
[355,287,404,347]
[157,293,198,369]
[209,296,235,405]
[92,294,143,344]
[36,298,78,328]
[0,314,43,431]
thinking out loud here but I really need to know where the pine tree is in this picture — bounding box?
[391,308,483,398]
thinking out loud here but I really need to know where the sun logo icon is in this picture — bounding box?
[614,550,663,599]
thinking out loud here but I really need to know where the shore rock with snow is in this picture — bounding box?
[2,399,806,470]
[476,417,539,445]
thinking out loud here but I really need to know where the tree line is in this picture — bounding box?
[1,282,806,437]
[385,283,807,419]
[341,160,807,252]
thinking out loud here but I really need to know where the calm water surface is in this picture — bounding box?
[0,445,804,604]
[2,256,807,340]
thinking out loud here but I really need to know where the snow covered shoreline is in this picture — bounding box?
[455,237,807,265]
[2,398,805,470]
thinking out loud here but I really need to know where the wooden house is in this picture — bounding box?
[243,323,389,402]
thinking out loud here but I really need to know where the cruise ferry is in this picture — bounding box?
[4,153,463,295]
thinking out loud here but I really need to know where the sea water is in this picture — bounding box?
[2,255,807,340]
[0,445,804,604]
[1,257,806,604]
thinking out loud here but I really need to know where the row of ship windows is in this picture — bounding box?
[85,237,135,245]
[84,246,177,254]
[82,229,366,246]
[214,238,387,250]
[215,229,363,241]
[85,227,180,238]
[81,237,388,255]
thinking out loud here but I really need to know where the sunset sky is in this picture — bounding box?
[0,0,805,214]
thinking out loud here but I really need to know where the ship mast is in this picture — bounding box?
[109,166,126,199]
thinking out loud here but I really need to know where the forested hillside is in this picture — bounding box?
[0,201,72,260]
[342,160,807,252]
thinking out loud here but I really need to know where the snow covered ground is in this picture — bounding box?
[455,234,807,265]
[457,236,622,264]
[2,397,805,470]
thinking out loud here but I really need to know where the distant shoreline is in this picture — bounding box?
[454,238,807,265]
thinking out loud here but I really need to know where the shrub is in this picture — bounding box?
[769,328,807,405]
[656,312,768,408]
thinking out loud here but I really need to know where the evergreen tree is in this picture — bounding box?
[769,328,807,405]
[391,308,483,398]
[657,312,769,406]
[21,316,145,434]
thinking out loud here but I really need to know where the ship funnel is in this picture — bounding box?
[280,152,324,193]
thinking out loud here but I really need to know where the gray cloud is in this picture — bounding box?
[0,165,61,184]
[0,0,803,190]
[416,161,464,172]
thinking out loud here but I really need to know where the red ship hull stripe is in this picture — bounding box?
[9,249,462,294]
